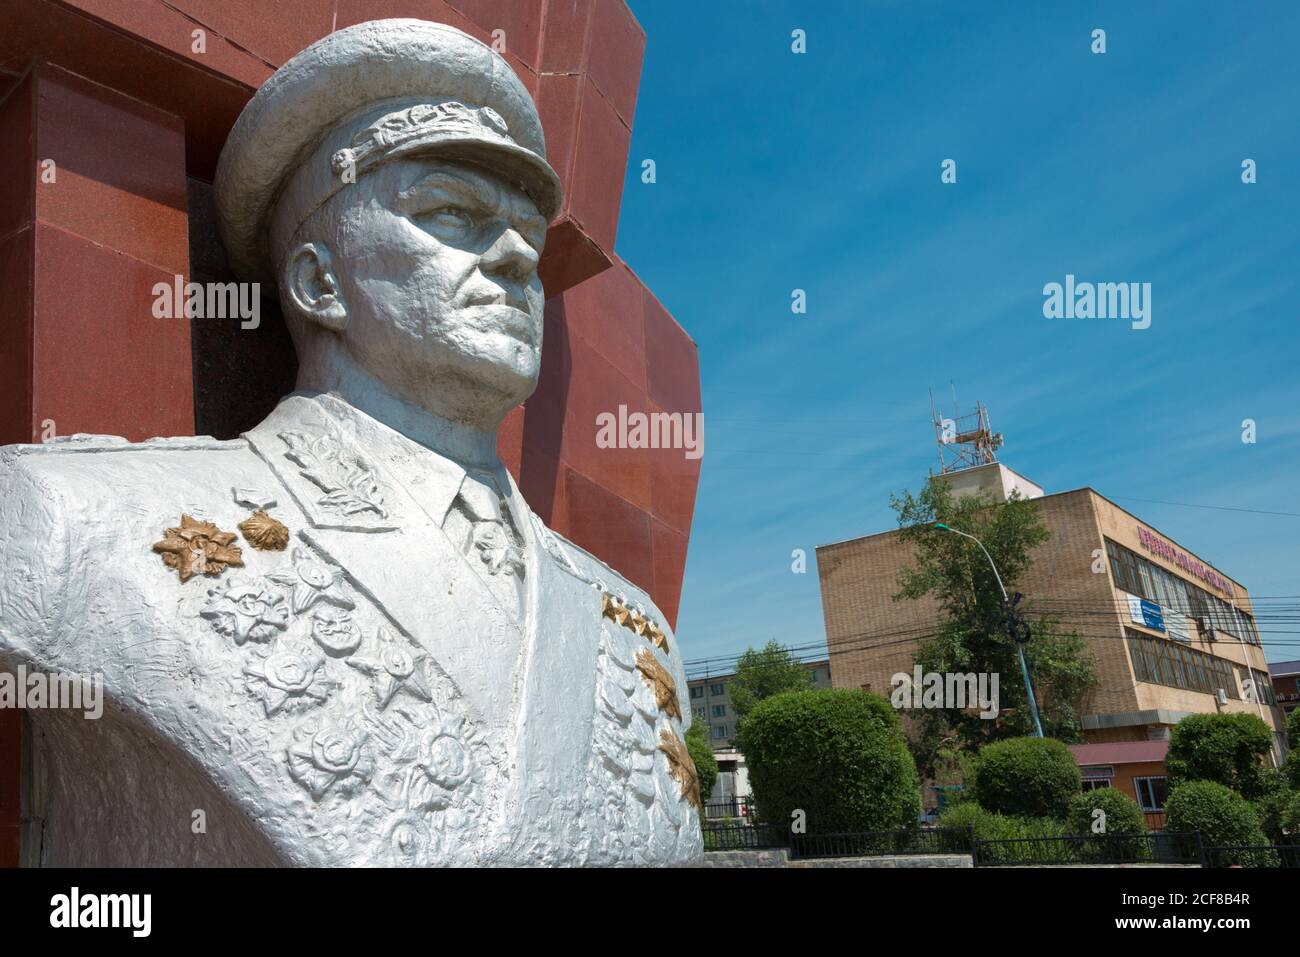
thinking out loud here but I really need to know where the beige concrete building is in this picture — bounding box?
[817,463,1285,759]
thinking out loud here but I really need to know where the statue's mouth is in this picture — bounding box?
[463,301,537,345]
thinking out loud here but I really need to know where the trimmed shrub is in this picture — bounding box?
[1067,788,1150,862]
[1013,816,1068,840]
[1067,788,1148,834]
[1250,769,1291,844]
[937,801,1018,843]
[1287,710,1300,789]
[971,736,1081,819]
[1278,792,1300,839]
[1166,712,1274,799]
[684,720,719,803]
[1165,780,1277,866]
[738,689,921,833]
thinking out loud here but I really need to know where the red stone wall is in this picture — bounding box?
[0,0,703,867]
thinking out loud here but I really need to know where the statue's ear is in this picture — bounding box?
[284,242,348,332]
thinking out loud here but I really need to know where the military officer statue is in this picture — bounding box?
[0,19,703,867]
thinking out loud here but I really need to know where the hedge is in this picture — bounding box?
[1166,712,1274,799]
[971,736,1081,819]
[1165,780,1277,866]
[737,688,921,833]
[1066,788,1150,861]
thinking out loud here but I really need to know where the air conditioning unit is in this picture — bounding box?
[1216,688,1229,706]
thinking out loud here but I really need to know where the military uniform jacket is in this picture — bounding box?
[0,392,702,866]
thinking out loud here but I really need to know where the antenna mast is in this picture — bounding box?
[930,389,1004,474]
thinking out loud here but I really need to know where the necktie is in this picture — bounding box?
[447,470,526,618]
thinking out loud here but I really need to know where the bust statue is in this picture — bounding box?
[0,19,702,867]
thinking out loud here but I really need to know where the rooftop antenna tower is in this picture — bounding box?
[930,386,1004,474]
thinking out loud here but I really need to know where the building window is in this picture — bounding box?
[1106,539,1257,644]
[1127,629,1239,698]
[1082,779,1112,792]
[693,708,706,720]
[1133,776,1168,812]
[711,704,726,718]
[712,725,728,740]
[1247,668,1277,706]
[690,686,703,699]
[709,683,725,696]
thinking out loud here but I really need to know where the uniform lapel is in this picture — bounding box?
[244,394,525,733]
[499,491,605,858]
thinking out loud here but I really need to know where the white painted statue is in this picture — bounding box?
[0,19,702,866]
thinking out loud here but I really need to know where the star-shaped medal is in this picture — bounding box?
[347,627,433,708]
[152,514,244,582]
[471,521,525,577]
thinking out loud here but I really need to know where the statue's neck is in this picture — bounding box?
[294,341,503,469]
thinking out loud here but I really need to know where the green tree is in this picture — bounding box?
[738,688,921,833]
[1251,769,1292,843]
[684,718,719,803]
[891,476,1096,773]
[1165,712,1274,799]
[726,640,813,721]
[1286,710,1300,789]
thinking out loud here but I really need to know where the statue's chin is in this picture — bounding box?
[437,340,542,408]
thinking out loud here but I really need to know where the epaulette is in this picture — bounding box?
[6,434,250,456]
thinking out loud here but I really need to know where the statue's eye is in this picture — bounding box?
[420,205,475,231]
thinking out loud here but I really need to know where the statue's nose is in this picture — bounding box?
[479,225,539,286]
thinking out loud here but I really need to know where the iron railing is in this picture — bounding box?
[702,796,756,821]
[789,827,975,861]
[701,821,787,851]
[1203,844,1300,868]
[700,817,1300,867]
[973,831,1202,867]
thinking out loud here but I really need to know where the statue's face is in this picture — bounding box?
[323,156,548,413]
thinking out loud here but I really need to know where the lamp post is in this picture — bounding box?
[933,522,1044,738]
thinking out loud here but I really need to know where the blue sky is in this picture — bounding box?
[615,1,1300,669]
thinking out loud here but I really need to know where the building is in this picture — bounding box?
[1268,661,1300,717]
[686,659,832,809]
[1069,740,1171,829]
[817,462,1287,787]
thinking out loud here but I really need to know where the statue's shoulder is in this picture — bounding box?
[0,434,274,534]
[5,433,248,456]
[537,520,679,653]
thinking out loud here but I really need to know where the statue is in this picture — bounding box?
[0,19,702,867]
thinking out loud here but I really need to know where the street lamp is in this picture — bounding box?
[933,522,1044,738]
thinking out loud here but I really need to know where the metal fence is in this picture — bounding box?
[702,796,756,821]
[1203,844,1300,868]
[789,827,975,861]
[699,817,1300,867]
[701,820,787,851]
[973,831,1203,867]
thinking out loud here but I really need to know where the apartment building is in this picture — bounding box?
[817,463,1285,759]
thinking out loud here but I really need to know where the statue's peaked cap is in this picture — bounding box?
[214,18,561,283]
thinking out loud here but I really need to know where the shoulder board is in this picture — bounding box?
[7,434,249,456]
